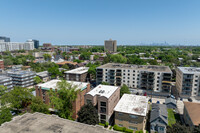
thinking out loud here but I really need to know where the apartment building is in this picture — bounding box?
[7,70,36,88]
[64,67,89,82]
[183,102,200,127]
[27,39,39,49]
[0,75,13,91]
[0,60,4,70]
[0,42,34,52]
[0,36,10,42]
[36,79,90,119]
[36,71,50,82]
[104,39,117,52]
[85,84,120,124]
[176,67,200,97]
[114,94,148,131]
[96,63,172,92]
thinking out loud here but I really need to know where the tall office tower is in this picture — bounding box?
[176,67,200,97]
[104,39,117,52]
[96,63,172,92]
[27,39,39,49]
[0,36,10,42]
[7,70,36,88]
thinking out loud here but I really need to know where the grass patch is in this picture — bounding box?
[167,109,176,126]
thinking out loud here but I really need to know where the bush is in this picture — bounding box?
[109,126,113,130]
[99,123,105,126]
[135,130,143,133]
[113,125,124,132]
[125,128,133,133]
[105,122,109,128]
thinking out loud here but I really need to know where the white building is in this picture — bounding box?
[96,63,172,92]
[0,42,34,52]
[176,67,200,97]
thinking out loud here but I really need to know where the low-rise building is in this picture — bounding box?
[0,113,115,133]
[7,70,36,88]
[36,71,50,82]
[65,67,89,82]
[0,75,13,91]
[176,67,200,98]
[85,84,120,124]
[165,97,177,109]
[96,63,172,92]
[183,102,200,127]
[114,94,148,131]
[150,103,168,133]
[36,79,90,119]
[0,60,4,70]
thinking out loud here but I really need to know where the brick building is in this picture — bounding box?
[85,84,120,124]
[64,67,89,82]
[35,79,90,119]
[0,60,4,70]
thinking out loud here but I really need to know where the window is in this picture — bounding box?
[160,127,164,131]
[100,114,106,119]
[128,74,130,76]
[195,80,198,82]
[129,126,137,130]
[123,70,125,72]
[129,121,137,124]
[106,69,107,71]
[133,70,135,72]
[195,84,197,86]
[158,73,160,75]
[128,70,130,72]
[86,99,92,104]
[100,102,106,107]
[100,107,106,113]
[118,113,123,116]
[118,124,123,127]
[129,114,138,119]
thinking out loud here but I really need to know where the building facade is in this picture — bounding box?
[0,42,34,52]
[36,79,90,119]
[104,39,117,52]
[65,67,89,82]
[176,67,200,97]
[114,94,148,131]
[7,70,36,88]
[150,103,168,133]
[183,102,200,127]
[0,60,4,70]
[85,84,120,124]
[27,39,39,49]
[96,63,172,92]
[0,75,13,91]
[0,36,10,42]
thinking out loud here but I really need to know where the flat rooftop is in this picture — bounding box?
[0,113,116,133]
[36,71,49,77]
[178,67,200,74]
[184,102,200,126]
[37,79,88,91]
[7,70,35,75]
[65,67,89,74]
[97,63,172,73]
[114,94,148,116]
[86,84,119,98]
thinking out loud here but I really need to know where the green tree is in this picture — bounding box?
[167,123,191,133]
[48,65,61,79]
[43,54,51,61]
[0,85,7,96]
[29,97,49,114]
[34,76,42,84]
[77,103,99,125]
[1,87,33,110]
[49,80,79,119]
[110,54,127,63]
[120,84,130,97]
[101,82,110,85]
[0,107,12,126]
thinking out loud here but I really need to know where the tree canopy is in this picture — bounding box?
[120,84,130,97]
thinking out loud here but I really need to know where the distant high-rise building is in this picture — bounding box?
[0,42,34,52]
[0,36,10,42]
[104,39,117,52]
[27,39,39,49]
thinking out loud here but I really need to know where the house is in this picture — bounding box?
[114,94,148,131]
[36,79,90,119]
[165,97,177,109]
[150,103,168,133]
[85,84,120,124]
[183,102,200,127]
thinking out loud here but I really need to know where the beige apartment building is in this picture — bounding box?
[176,67,200,97]
[65,67,89,82]
[96,63,172,92]
[85,84,120,124]
[104,39,117,52]
[114,94,148,131]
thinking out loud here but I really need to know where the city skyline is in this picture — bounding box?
[1,0,200,45]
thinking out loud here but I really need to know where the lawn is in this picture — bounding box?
[167,109,176,126]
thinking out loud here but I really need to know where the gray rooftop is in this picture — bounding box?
[97,63,172,73]
[36,71,49,78]
[178,67,200,74]
[0,113,117,133]
[150,103,168,125]
[7,70,35,75]
[165,97,176,106]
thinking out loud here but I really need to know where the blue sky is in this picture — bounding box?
[0,0,200,45]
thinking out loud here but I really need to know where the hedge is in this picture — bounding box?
[113,125,133,133]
